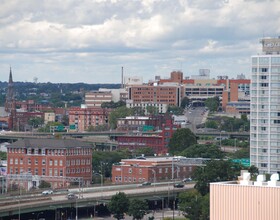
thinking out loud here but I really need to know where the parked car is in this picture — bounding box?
[174,183,184,188]
[67,193,78,200]
[42,190,53,195]
[141,182,152,186]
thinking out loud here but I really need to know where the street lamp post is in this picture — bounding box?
[151,169,156,192]
[76,197,78,220]
[37,212,44,220]
[153,196,164,220]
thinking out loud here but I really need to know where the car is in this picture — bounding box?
[174,183,184,188]
[67,193,78,200]
[42,190,53,195]
[141,181,152,186]
[183,178,192,182]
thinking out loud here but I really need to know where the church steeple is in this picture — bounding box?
[5,67,16,130]
[9,66,13,84]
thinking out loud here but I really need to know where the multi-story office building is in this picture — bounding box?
[127,84,181,107]
[7,139,92,189]
[85,91,113,107]
[68,106,111,132]
[250,37,280,174]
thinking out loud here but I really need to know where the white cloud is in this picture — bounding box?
[0,0,279,83]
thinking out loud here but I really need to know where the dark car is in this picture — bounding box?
[174,183,184,188]
[141,181,152,186]
[67,193,78,200]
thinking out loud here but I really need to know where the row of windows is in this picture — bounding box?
[125,166,192,174]
[9,158,91,166]
[8,148,91,156]
[9,167,91,175]
[251,141,280,147]
[115,176,146,182]
[252,57,280,65]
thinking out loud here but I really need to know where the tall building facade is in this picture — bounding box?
[250,37,280,174]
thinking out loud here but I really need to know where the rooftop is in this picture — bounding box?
[9,138,92,149]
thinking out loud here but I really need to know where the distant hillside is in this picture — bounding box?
[0,81,121,107]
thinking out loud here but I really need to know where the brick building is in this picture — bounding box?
[68,106,111,132]
[7,139,92,189]
[127,84,181,107]
[111,156,206,184]
[116,114,172,131]
[116,119,178,155]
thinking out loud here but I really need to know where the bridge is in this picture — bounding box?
[0,182,194,220]
[0,130,249,143]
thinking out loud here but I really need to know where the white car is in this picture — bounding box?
[42,190,53,195]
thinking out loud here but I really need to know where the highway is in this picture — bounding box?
[0,182,195,217]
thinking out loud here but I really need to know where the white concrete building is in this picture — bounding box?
[250,37,280,174]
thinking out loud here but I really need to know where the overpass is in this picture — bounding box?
[0,183,194,220]
[0,130,250,143]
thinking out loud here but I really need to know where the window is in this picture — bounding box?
[42,168,46,176]
[35,159,38,165]
[261,163,267,167]
[42,159,46,165]
[129,168,132,174]
[139,169,142,175]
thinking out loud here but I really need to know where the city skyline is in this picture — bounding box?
[0,0,279,83]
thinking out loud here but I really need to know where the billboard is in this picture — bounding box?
[261,38,280,53]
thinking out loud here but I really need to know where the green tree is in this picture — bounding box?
[205,120,218,129]
[134,147,155,157]
[248,165,259,177]
[39,180,51,189]
[109,106,134,129]
[28,117,44,128]
[132,107,145,116]
[179,189,203,220]
[168,128,197,155]
[194,160,241,196]
[108,192,130,220]
[92,150,130,179]
[180,97,190,108]
[0,152,7,160]
[146,106,159,115]
[200,193,210,220]
[128,199,149,220]
[167,105,184,115]
[181,144,224,159]
[204,97,219,112]
[228,148,249,159]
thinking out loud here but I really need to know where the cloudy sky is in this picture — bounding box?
[0,0,279,84]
